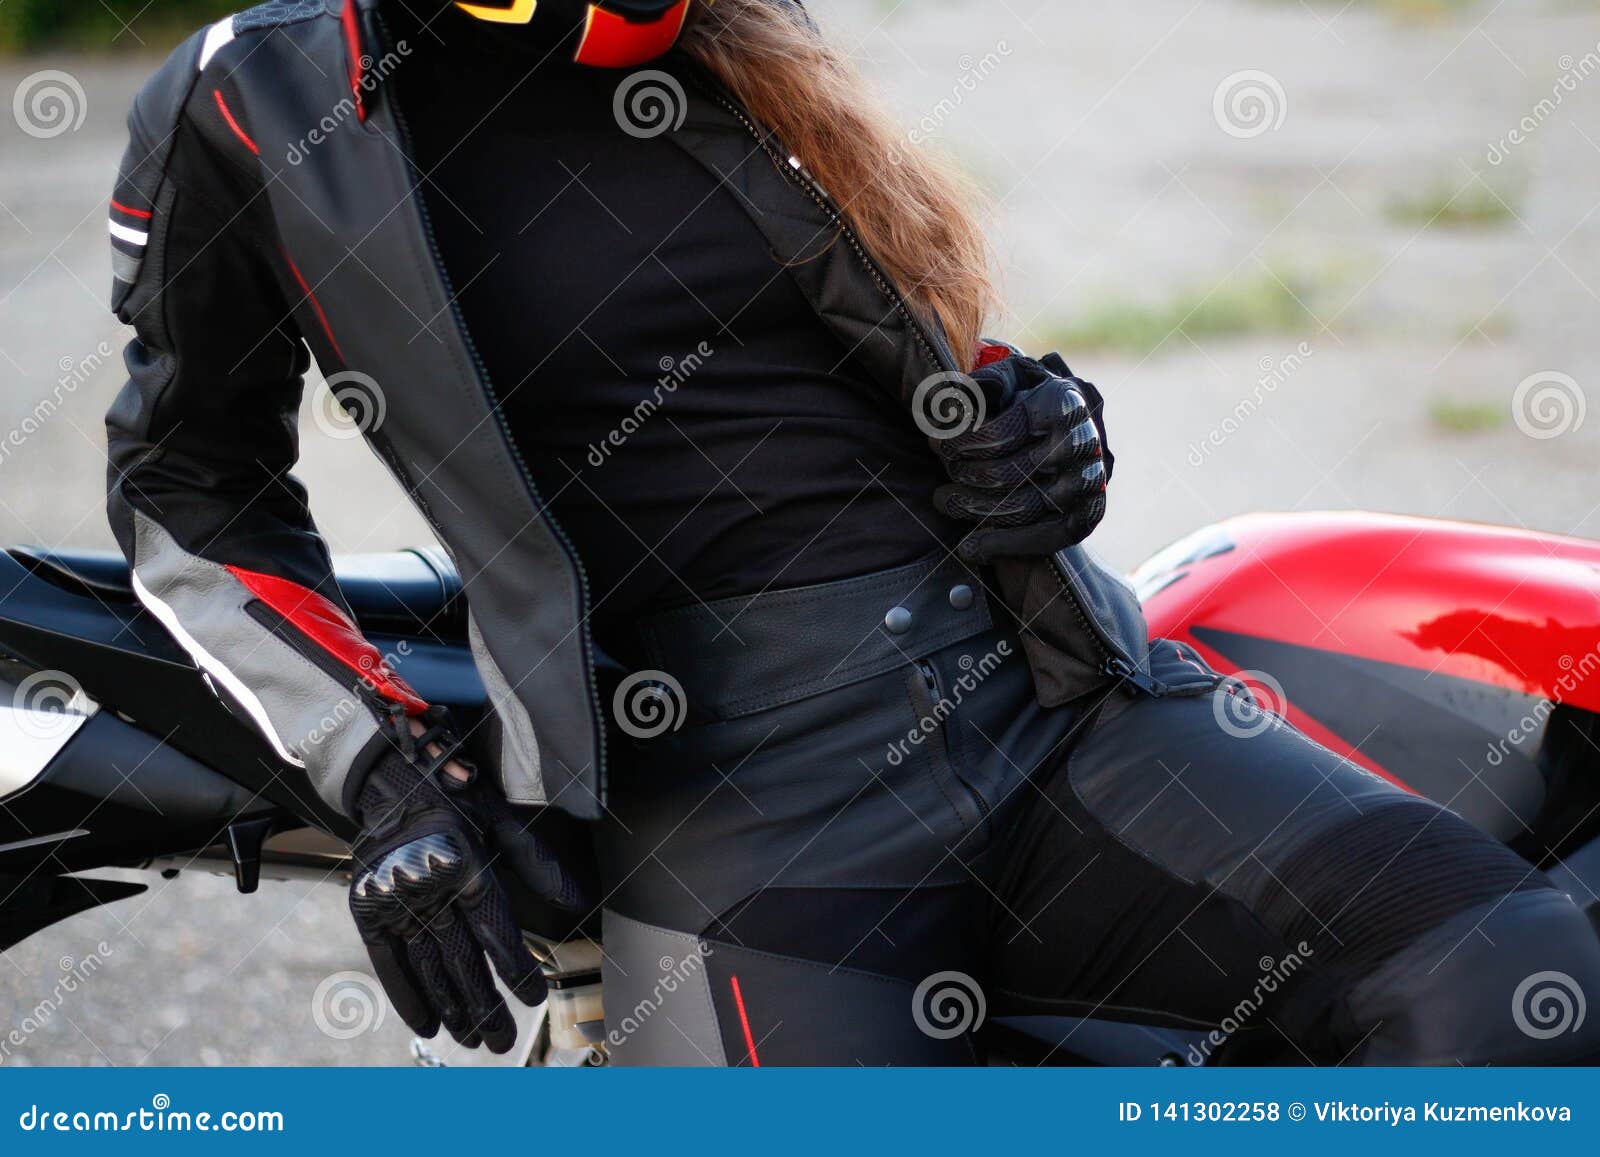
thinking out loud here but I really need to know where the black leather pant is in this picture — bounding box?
[595,555,1600,1065]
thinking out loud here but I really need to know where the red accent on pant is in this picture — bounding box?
[729,974,761,1067]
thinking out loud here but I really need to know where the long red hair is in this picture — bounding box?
[681,0,995,366]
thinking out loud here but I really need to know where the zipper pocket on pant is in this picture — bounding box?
[909,660,989,834]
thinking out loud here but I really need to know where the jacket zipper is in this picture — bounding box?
[372,11,606,786]
[708,92,955,373]
[709,90,1158,701]
[1047,555,1167,698]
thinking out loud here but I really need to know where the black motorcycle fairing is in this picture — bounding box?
[0,875,147,955]
[0,548,486,840]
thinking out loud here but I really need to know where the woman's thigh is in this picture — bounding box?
[984,681,1587,1062]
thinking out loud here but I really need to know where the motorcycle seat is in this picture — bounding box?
[8,545,468,641]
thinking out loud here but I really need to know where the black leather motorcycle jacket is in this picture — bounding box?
[105,0,1154,824]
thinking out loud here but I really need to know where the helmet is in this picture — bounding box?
[453,0,692,67]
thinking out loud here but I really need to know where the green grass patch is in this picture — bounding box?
[1372,0,1477,20]
[1046,267,1316,358]
[1386,180,1519,229]
[1428,398,1506,433]
[1458,313,1515,343]
[0,0,235,54]
[1259,0,1477,21]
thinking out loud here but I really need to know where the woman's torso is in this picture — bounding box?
[390,11,957,638]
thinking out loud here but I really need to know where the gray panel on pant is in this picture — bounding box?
[602,910,727,1067]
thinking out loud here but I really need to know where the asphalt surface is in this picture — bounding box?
[0,0,1596,1064]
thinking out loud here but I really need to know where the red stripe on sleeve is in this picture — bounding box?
[226,565,428,715]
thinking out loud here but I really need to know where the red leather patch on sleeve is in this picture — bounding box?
[226,565,428,715]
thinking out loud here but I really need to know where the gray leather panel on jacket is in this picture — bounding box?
[224,6,604,817]
[130,511,380,812]
[468,613,546,806]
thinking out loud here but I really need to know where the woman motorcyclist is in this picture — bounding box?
[104,0,1600,1064]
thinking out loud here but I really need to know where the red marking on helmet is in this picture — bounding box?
[729,974,761,1067]
[574,0,690,68]
[212,88,260,155]
[227,565,428,715]
[281,249,344,361]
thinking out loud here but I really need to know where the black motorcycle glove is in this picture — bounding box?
[348,707,585,1054]
[933,351,1112,565]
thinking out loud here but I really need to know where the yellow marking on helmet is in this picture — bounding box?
[455,0,538,23]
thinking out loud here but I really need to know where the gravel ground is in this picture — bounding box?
[0,0,1596,1065]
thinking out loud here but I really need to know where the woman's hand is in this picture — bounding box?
[349,709,586,1054]
[409,715,472,783]
[933,352,1111,564]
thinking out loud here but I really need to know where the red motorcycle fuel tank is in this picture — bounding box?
[1132,512,1600,843]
